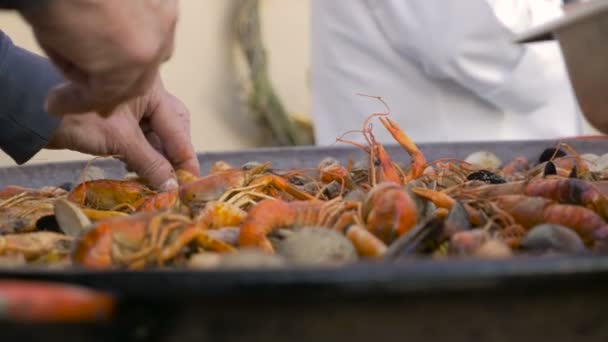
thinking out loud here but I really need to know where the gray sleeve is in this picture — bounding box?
[0,30,63,164]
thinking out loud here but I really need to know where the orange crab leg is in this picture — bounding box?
[378,117,426,180]
[411,188,455,209]
[374,144,402,185]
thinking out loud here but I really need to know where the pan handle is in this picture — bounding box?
[0,280,115,323]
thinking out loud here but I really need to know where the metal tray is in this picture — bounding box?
[2,138,608,342]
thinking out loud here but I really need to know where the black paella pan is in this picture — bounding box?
[1,138,608,342]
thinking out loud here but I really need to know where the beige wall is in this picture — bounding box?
[0,0,311,166]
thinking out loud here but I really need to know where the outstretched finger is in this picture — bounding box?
[120,127,178,191]
[148,91,200,177]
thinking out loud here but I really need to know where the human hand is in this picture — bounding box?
[19,0,178,117]
[46,76,200,191]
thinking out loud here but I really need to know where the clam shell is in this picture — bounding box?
[270,227,357,265]
[53,199,92,237]
[83,166,106,181]
[188,252,222,269]
[465,151,502,170]
[474,239,512,259]
[206,227,240,246]
[520,224,586,254]
[591,153,608,173]
[218,249,286,269]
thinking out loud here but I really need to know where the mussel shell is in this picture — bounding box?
[543,162,558,176]
[405,181,435,220]
[241,161,263,170]
[384,217,444,260]
[58,182,74,192]
[538,148,566,164]
[269,227,357,265]
[288,175,310,186]
[344,188,367,202]
[520,224,587,255]
[466,170,506,184]
[322,181,343,199]
[442,201,472,238]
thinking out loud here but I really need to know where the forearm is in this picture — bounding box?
[0,30,63,164]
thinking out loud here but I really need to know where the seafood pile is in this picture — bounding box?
[2,99,608,269]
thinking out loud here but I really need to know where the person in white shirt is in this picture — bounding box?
[310,0,594,146]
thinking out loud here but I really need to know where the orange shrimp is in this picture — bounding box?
[72,211,235,269]
[336,95,427,186]
[452,178,608,219]
[492,195,608,249]
[135,189,179,212]
[346,224,387,258]
[361,182,419,244]
[195,201,247,229]
[501,156,530,176]
[68,179,155,211]
[410,188,486,226]
[238,198,358,253]
[378,116,426,181]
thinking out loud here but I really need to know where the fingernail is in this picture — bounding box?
[160,178,178,191]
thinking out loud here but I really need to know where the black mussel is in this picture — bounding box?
[288,175,309,186]
[322,181,343,199]
[466,170,506,184]
[520,224,587,255]
[303,182,321,196]
[344,188,366,202]
[385,217,445,260]
[569,166,578,179]
[543,161,557,176]
[405,180,435,219]
[241,161,263,171]
[539,148,566,164]
[35,215,61,233]
[318,157,340,169]
[442,201,472,238]
[58,182,73,191]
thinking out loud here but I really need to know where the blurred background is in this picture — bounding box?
[0,0,312,166]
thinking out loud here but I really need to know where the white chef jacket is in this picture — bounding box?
[310,0,589,146]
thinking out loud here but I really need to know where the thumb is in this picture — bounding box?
[46,83,116,117]
[120,130,178,191]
